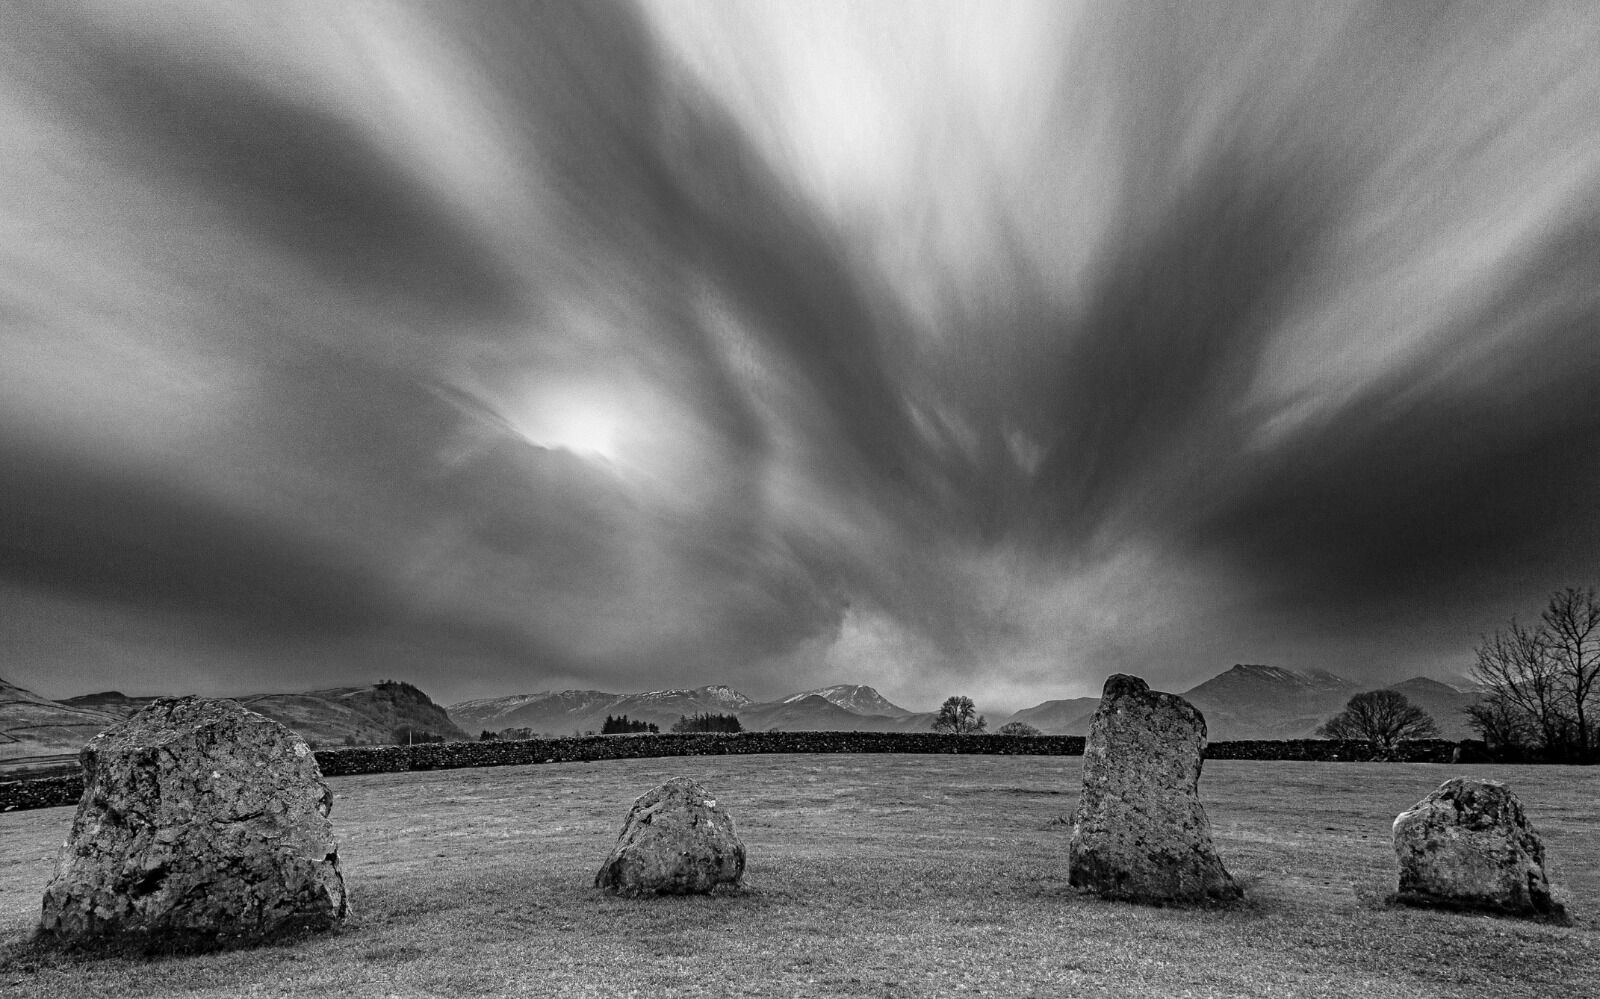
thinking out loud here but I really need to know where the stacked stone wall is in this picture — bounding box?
[0,734,1496,812]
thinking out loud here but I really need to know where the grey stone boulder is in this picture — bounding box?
[1068,674,1241,904]
[1393,778,1567,922]
[595,777,745,895]
[39,696,348,952]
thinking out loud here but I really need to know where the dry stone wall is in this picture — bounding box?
[0,734,1490,812]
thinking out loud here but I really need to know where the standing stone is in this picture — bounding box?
[595,777,745,895]
[39,696,348,952]
[1393,778,1567,922]
[1068,674,1241,904]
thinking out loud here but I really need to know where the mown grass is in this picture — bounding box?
[0,756,1595,998]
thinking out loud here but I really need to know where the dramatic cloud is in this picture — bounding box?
[3,1,1599,713]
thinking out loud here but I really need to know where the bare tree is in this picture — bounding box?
[1463,695,1533,759]
[932,695,986,735]
[1317,690,1439,756]
[1471,618,1570,753]
[1541,586,1600,761]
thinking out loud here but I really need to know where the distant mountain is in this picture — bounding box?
[447,689,622,734]
[447,684,755,736]
[740,694,898,732]
[781,685,912,717]
[0,676,121,760]
[449,682,941,735]
[1179,664,1357,740]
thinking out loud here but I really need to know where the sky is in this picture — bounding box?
[3,1,1600,715]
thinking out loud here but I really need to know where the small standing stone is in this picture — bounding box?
[1393,778,1567,922]
[39,697,348,952]
[595,777,745,895]
[1068,674,1241,904]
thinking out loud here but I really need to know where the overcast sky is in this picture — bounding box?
[4,1,1600,714]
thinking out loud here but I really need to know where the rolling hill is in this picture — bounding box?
[0,677,122,760]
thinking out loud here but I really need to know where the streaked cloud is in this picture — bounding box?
[4,0,1599,713]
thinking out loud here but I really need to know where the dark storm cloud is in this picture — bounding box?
[0,434,397,634]
[1189,217,1600,619]
[1016,150,1344,545]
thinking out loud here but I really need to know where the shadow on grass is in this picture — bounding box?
[0,920,349,973]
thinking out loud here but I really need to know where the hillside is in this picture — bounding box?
[1380,677,1479,740]
[0,677,121,760]
[240,681,468,746]
[998,697,1101,735]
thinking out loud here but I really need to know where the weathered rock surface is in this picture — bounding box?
[1393,778,1567,922]
[39,696,348,951]
[1068,674,1241,904]
[595,776,744,895]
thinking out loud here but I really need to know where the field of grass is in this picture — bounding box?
[1,755,1595,998]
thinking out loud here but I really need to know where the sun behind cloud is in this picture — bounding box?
[509,383,628,462]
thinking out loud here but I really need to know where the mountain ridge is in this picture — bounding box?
[2,665,1483,763]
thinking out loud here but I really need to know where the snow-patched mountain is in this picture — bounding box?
[780,684,911,717]
[739,695,894,732]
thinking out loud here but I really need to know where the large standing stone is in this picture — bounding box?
[39,696,348,951]
[1393,778,1567,922]
[595,777,745,895]
[1068,674,1240,904]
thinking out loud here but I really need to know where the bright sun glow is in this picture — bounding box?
[511,385,627,462]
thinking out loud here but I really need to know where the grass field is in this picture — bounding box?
[1,755,1595,998]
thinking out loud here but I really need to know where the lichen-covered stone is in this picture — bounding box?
[39,696,348,952]
[595,777,744,895]
[1068,674,1240,904]
[1393,778,1567,922]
